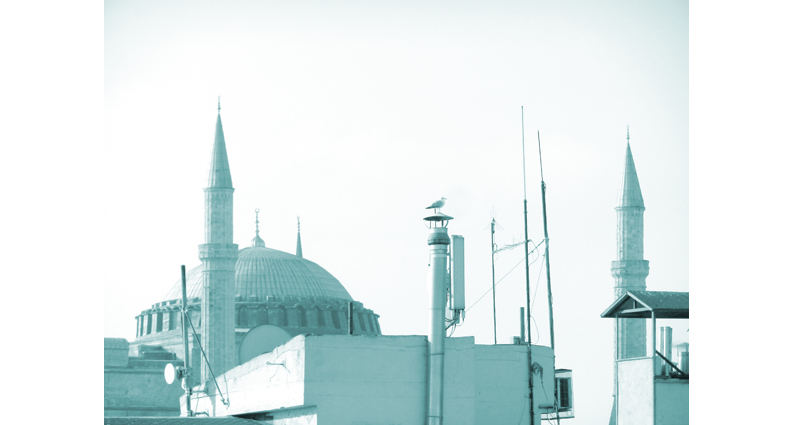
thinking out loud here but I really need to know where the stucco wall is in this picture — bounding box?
[655,379,688,425]
[304,335,430,425]
[617,357,654,425]
[474,344,554,425]
[188,334,556,425]
[104,338,185,417]
[188,335,307,417]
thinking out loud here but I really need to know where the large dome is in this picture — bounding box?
[162,246,353,302]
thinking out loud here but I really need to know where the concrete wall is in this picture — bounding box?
[187,335,307,417]
[304,334,429,425]
[655,379,688,425]
[618,358,655,425]
[104,338,185,417]
[189,334,556,425]
[474,344,554,425]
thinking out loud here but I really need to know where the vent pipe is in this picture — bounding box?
[660,326,673,375]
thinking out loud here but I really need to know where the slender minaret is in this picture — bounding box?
[198,100,239,384]
[611,127,649,360]
[296,216,303,258]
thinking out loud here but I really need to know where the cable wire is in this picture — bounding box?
[185,313,230,407]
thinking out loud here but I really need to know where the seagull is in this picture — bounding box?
[426,197,447,213]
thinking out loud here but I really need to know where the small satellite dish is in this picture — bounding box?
[238,324,293,365]
[164,363,176,384]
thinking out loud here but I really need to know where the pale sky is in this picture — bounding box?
[103,0,693,422]
[5,1,792,423]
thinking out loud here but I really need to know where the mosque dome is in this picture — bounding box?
[161,246,353,302]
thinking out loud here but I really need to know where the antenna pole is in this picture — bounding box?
[538,131,560,424]
[521,106,535,425]
[180,265,193,417]
[491,218,497,345]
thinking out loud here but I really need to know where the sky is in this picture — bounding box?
[4,1,793,423]
[102,1,689,423]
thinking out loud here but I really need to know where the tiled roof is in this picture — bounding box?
[105,417,260,425]
[601,291,689,319]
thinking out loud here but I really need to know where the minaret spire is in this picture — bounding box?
[199,102,238,385]
[609,128,650,424]
[296,216,303,258]
[207,105,233,189]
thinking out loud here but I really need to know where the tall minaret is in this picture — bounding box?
[611,127,649,360]
[296,216,303,258]
[198,100,239,384]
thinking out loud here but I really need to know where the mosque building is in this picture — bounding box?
[105,105,381,416]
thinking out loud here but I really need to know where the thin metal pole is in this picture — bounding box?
[180,265,193,417]
[348,302,354,335]
[491,218,497,345]
[522,106,535,425]
[537,131,560,425]
[520,307,526,343]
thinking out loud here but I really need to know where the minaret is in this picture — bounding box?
[296,216,303,258]
[198,100,239,384]
[611,127,649,360]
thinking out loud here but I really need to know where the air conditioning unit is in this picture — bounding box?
[541,369,575,420]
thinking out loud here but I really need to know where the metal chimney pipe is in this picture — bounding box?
[427,226,450,425]
[520,307,526,343]
[660,326,672,375]
[678,352,689,374]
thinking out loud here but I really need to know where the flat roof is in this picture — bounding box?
[600,291,689,319]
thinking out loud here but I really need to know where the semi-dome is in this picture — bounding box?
[162,246,353,302]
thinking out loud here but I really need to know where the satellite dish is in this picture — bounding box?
[238,324,293,365]
[164,363,176,384]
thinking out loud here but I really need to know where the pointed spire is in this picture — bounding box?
[207,103,233,188]
[296,216,303,258]
[251,208,265,247]
[617,127,644,209]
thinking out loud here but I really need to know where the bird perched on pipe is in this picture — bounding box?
[426,197,447,213]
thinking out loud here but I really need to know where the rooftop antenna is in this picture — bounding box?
[521,106,536,425]
[163,265,195,416]
[538,130,560,425]
[490,217,497,344]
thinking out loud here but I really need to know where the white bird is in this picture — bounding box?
[426,197,447,213]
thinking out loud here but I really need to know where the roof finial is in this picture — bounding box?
[218,96,221,112]
[251,208,265,247]
[255,208,260,237]
[626,125,630,143]
[297,215,301,233]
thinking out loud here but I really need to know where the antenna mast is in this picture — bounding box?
[521,106,536,425]
[491,218,497,345]
[180,265,193,417]
[538,131,560,424]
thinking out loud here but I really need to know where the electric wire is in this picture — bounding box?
[185,312,230,407]
[466,239,545,313]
